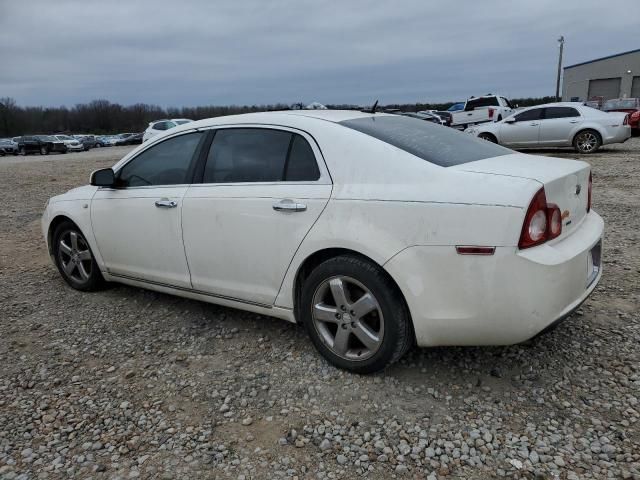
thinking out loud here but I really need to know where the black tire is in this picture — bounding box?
[19,146,26,156]
[478,132,497,143]
[573,129,601,154]
[300,255,413,374]
[40,145,49,155]
[52,221,105,291]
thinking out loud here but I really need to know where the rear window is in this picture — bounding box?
[465,97,499,111]
[340,116,511,167]
[603,99,638,110]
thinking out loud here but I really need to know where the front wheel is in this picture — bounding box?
[19,146,26,156]
[300,255,413,374]
[53,221,105,291]
[573,129,601,154]
[478,132,497,143]
[40,145,49,155]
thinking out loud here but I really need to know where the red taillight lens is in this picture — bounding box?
[488,108,494,119]
[547,204,562,240]
[587,171,592,212]
[519,188,549,249]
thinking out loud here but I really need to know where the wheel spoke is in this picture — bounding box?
[77,262,90,280]
[59,240,72,256]
[351,293,377,318]
[78,249,92,261]
[329,278,349,310]
[332,327,350,356]
[353,321,380,350]
[63,261,76,276]
[313,303,339,323]
[69,231,79,250]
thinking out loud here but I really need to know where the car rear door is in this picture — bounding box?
[91,130,205,287]
[537,106,582,146]
[498,107,544,146]
[181,126,332,306]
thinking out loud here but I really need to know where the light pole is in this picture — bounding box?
[555,36,565,101]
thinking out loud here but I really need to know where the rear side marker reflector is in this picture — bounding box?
[455,246,496,255]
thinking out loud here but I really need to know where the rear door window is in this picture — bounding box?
[544,107,580,119]
[340,115,511,167]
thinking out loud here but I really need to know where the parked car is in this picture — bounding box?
[17,135,67,155]
[75,135,99,150]
[417,110,452,126]
[466,103,631,153]
[115,133,143,146]
[54,135,84,152]
[602,98,640,135]
[42,111,603,373]
[0,138,19,155]
[446,102,465,112]
[142,119,192,142]
[97,136,115,147]
[451,95,515,129]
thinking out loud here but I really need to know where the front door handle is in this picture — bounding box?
[530,122,539,126]
[569,120,579,123]
[273,199,307,212]
[155,199,177,208]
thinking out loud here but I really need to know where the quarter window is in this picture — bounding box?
[544,107,580,119]
[117,132,203,187]
[514,108,543,122]
[202,129,320,183]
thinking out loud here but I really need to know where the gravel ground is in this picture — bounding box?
[0,140,639,480]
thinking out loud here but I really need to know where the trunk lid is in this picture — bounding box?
[452,153,591,238]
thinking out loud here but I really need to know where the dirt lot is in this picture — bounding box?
[0,140,639,480]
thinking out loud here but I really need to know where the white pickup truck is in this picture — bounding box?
[451,95,515,129]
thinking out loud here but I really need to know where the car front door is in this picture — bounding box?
[537,106,582,146]
[181,126,332,306]
[91,130,205,288]
[498,108,544,147]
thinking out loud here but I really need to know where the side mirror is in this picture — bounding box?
[504,117,516,124]
[90,168,115,187]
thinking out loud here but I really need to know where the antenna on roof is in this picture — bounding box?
[369,100,379,114]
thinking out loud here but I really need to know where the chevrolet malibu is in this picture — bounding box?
[42,110,603,373]
[466,103,630,153]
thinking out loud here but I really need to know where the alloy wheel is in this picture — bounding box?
[311,276,384,361]
[576,132,598,152]
[58,230,93,283]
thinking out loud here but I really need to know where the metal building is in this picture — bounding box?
[562,48,640,102]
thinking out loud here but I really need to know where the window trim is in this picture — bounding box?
[108,129,207,190]
[189,124,331,187]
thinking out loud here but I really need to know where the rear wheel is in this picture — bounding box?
[300,255,413,374]
[573,129,601,154]
[478,132,497,143]
[53,221,105,291]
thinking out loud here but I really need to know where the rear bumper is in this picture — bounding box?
[384,211,604,347]
[602,126,631,145]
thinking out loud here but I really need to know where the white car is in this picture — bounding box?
[142,118,192,142]
[466,103,631,153]
[54,135,84,152]
[42,111,603,373]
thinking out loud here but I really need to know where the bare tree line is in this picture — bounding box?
[0,96,557,137]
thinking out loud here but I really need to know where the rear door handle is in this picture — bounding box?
[155,199,177,208]
[273,199,306,212]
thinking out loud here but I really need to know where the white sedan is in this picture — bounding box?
[466,102,630,153]
[42,111,603,373]
[142,118,193,142]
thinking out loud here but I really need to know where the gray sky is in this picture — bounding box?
[1,0,639,107]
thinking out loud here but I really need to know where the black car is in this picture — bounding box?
[17,135,67,155]
[115,133,143,146]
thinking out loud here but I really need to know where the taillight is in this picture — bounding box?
[488,108,494,119]
[518,188,563,249]
[587,171,592,212]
